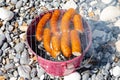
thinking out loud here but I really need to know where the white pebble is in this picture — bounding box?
[19,26,28,31]
[62,0,77,10]
[111,66,120,77]
[0,8,14,21]
[64,72,81,80]
[114,19,120,28]
[101,0,113,4]
[40,74,44,80]
[10,77,17,80]
[100,6,120,21]
[115,40,120,52]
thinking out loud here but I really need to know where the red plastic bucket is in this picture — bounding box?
[26,9,92,77]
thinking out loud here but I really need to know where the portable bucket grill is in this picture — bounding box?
[26,9,92,77]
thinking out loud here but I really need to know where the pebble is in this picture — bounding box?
[0,50,3,56]
[17,65,31,79]
[110,66,120,77]
[8,25,14,32]
[0,76,5,80]
[0,8,14,21]
[11,0,17,4]
[100,6,120,21]
[0,33,6,47]
[19,33,26,41]
[32,77,39,80]
[82,72,89,80]
[14,42,24,53]
[114,19,120,28]
[1,42,8,50]
[37,66,45,78]
[23,0,28,3]
[5,32,12,42]
[19,26,28,31]
[101,0,113,4]
[62,0,77,10]
[20,49,29,65]
[5,63,14,70]
[31,68,37,78]
[92,29,107,39]
[0,21,3,27]
[64,72,81,80]
[10,77,17,80]
[16,0,23,9]
[13,71,18,77]
[115,40,120,52]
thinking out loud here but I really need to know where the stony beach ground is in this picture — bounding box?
[0,0,120,80]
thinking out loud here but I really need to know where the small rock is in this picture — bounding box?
[0,21,3,27]
[16,0,23,9]
[13,71,18,77]
[100,6,120,21]
[82,72,89,80]
[32,77,39,80]
[20,33,26,41]
[40,74,44,80]
[0,8,14,21]
[92,30,106,39]
[95,72,104,80]
[0,50,3,56]
[0,76,5,80]
[91,74,96,80]
[14,42,24,53]
[5,32,12,42]
[19,26,28,31]
[10,77,17,80]
[62,0,77,10]
[20,49,29,65]
[64,72,81,80]
[31,68,37,78]
[17,65,31,79]
[5,63,14,70]
[114,19,120,28]
[18,77,24,80]
[8,25,14,32]
[101,0,113,4]
[11,0,17,4]
[110,66,120,77]
[23,0,28,3]
[115,40,120,52]
[37,66,45,78]
[1,42,8,50]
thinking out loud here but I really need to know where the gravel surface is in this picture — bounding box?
[0,0,120,80]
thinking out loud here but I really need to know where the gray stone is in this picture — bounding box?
[32,77,39,80]
[8,25,14,32]
[20,49,29,65]
[95,72,104,80]
[91,74,96,80]
[1,42,8,50]
[13,71,18,77]
[16,0,23,9]
[23,0,28,3]
[0,8,14,21]
[82,72,89,80]
[92,30,107,39]
[11,0,17,4]
[0,33,6,47]
[0,50,3,56]
[37,65,45,78]
[17,65,31,79]
[5,32,12,42]
[14,42,24,53]
[5,63,14,70]
[31,68,37,78]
